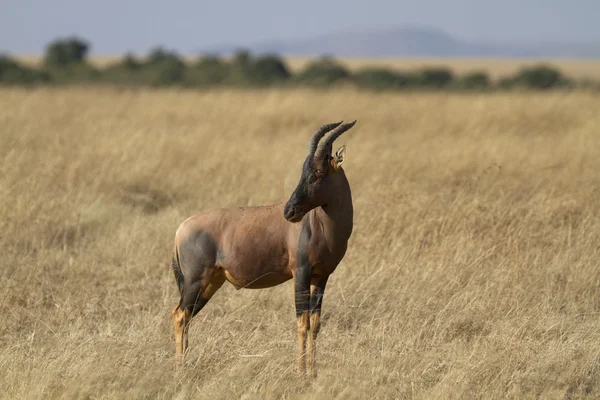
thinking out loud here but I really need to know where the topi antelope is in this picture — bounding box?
[171,120,357,375]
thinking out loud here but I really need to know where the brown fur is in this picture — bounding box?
[171,122,357,374]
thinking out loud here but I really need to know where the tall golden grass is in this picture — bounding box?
[1,87,600,399]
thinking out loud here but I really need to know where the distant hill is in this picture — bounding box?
[201,26,600,58]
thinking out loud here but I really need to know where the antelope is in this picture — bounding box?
[170,120,357,375]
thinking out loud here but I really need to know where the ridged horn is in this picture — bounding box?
[314,120,357,158]
[307,121,343,156]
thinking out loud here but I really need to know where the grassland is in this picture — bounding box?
[1,86,600,399]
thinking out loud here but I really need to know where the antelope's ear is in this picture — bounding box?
[332,145,346,169]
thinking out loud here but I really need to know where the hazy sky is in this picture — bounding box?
[1,0,599,54]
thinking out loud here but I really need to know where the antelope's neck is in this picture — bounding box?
[314,173,353,244]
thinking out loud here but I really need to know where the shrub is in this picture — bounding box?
[294,57,350,86]
[224,49,256,86]
[44,63,100,83]
[152,61,185,86]
[218,50,291,87]
[353,68,405,90]
[185,56,229,86]
[248,54,290,85]
[44,37,89,67]
[417,67,454,88]
[512,65,566,89]
[120,53,142,70]
[143,48,186,86]
[454,71,491,90]
[0,55,50,84]
[102,53,146,85]
[42,37,100,83]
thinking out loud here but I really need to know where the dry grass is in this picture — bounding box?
[1,86,600,399]
[16,54,600,81]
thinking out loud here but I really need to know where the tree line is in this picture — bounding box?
[0,37,597,91]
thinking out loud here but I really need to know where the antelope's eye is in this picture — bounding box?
[308,173,319,184]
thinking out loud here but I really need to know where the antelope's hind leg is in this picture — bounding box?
[172,231,224,361]
[173,268,226,361]
[172,303,190,361]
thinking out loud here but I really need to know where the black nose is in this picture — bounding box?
[283,204,295,220]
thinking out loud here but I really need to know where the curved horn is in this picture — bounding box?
[314,120,357,158]
[307,121,343,156]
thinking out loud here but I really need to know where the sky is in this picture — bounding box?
[1,0,599,55]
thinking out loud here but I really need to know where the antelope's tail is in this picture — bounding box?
[171,246,184,297]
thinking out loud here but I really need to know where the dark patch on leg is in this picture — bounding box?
[295,217,312,317]
[185,270,226,317]
[172,253,226,359]
[188,297,209,317]
[295,217,313,375]
[310,277,328,316]
[308,277,328,377]
[178,231,219,315]
[179,231,218,280]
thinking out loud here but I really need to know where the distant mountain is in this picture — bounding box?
[201,26,600,58]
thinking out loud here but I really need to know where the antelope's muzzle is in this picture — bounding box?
[284,202,305,223]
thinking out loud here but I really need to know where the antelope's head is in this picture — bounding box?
[284,120,357,223]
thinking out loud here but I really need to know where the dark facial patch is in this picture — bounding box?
[284,156,327,222]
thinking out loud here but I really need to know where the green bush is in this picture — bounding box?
[224,49,256,86]
[218,50,291,87]
[512,65,566,89]
[417,67,454,88]
[248,54,290,85]
[41,37,101,83]
[454,71,491,90]
[120,53,142,70]
[143,48,186,86]
[0,55,50,84]
[102,53,146,85]
[152,61,185,86]
[44,63,100,83]
[44,37,89,67]
[496,65,567,90]
[185,56,229,86]
[353,68,407,90]
[294,57,350,86]
[232,50,250,67]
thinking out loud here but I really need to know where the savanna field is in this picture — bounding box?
[1,85,600,399]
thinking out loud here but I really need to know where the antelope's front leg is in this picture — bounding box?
[308,276,328,377]
[294,266,311,375]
